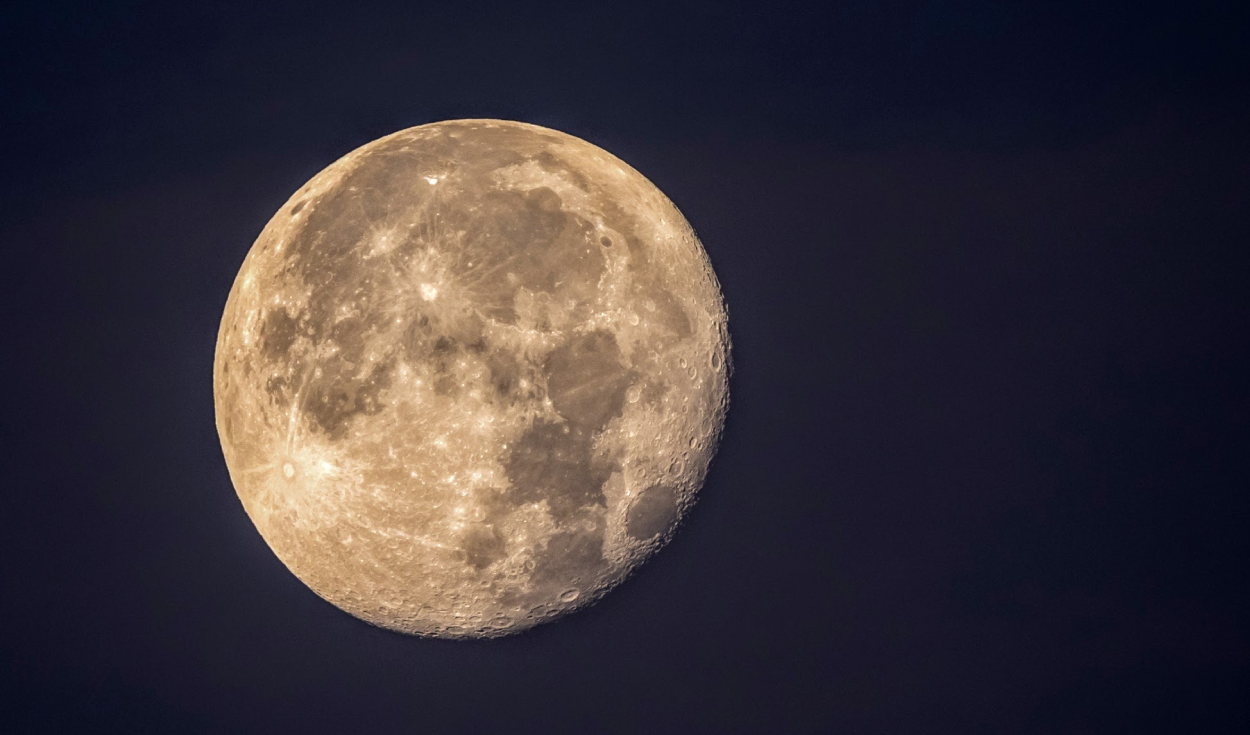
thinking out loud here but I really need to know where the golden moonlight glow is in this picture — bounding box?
[214,120,729,638]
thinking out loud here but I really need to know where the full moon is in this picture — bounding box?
[214,120,729,638]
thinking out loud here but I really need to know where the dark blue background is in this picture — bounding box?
[4,1,1248,731]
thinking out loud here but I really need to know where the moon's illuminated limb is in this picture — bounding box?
[214,120,729,638]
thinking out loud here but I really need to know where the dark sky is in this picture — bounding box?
[4,1,1249,732]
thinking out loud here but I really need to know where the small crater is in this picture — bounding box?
[600,236,612,248]
[559,588,579,603]
[290,200,306,215]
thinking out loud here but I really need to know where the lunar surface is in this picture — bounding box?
[214,119,729,638]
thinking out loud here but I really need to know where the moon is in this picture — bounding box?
[214,120,729,638]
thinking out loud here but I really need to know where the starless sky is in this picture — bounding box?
[3,1,1248,732]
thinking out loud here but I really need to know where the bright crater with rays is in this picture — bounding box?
[214,120,729,638]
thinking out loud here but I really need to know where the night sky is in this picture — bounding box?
[4,2,1249,732]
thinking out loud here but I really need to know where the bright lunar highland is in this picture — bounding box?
[214,120,729,638]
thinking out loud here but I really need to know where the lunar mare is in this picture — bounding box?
[214,120,729,638]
